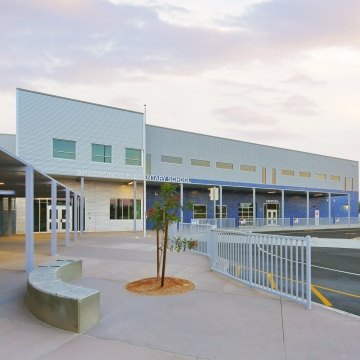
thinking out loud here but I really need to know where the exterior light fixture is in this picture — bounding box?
[128,181,134,185]
[267,191,276,194]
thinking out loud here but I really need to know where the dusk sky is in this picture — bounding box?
[1,0,360,163]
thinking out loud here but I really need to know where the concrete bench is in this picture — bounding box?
[27,259,100,333]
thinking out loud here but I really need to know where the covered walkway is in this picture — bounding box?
[0,146,81,272]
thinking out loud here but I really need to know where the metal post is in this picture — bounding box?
[347,193,351,225]
[0,197,3,236]
[51,180,57,256]
[281,190,285,226]
[74,194,78,241]
[328,193,331,225]
[133,180,137,232]
[80,176,84,235]
[25,166,34,273]
[306,235,312,309]
[143,104,147,237]
[213,186,216,221]
[65,188,70,246]
[219,185,223,229]
[180,183,184,223]
[252,188,256,227]
[249,234,253,287]
[7,197,12,236]
[306,192,309,226]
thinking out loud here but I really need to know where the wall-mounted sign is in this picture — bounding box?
[77,169,143,180]
[146,175,191,183]
[265,200,279,204]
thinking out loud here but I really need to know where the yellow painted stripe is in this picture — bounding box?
[311,285,333,307]
[267,272,277,289]
[313,284,360,299]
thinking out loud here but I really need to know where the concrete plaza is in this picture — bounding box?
[0,232,359,359]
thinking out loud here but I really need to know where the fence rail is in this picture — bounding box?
[191,218,236,229]
[172,223,312,309]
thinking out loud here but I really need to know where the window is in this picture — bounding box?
[330,175,340,181]
[216,162,233,170]
[315,173,326,180]
[240,165,256,172]
[216,205,227,218]
[125,148,142,166]
[92,144,111,163]
[299,171,310,178]
[161,155,182,164]
[272,168,276,185]
[53,139,76,160]
[191,159,210,167]
[281,169,294,176]
[239,203,254,221]
[262,167,266,184]
[110,199,141,220]
[193,204,207,219]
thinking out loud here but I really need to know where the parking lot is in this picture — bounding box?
[259,228,360,315]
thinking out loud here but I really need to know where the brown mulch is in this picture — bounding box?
[125,277,195,296]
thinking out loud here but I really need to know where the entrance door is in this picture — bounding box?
[47,205,72,232]
[266,209,278,226]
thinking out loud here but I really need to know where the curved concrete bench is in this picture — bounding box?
[27,259,100,333]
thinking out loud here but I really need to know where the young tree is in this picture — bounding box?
[148,183,196,287]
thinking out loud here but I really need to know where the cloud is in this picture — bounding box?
[214,106,278,126]
[230,0,360,48]
[282,74,326,86]
[280,95,318,115]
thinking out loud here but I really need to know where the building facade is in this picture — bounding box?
[2,88,358,233]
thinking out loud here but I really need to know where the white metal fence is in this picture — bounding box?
[191,218,236,229]
[177,223,212,256]
[172,223,312,309]
[210,230,311,308]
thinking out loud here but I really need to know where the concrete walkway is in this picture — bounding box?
[1,232,360,359]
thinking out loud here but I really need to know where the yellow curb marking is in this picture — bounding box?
[267,272,277,289]
[311,285,333,307]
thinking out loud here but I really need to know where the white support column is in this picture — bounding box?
[25,166,34,273]
[65,188,70,246]
[0,197,3,236]
[7,197,12,236]
[219,185,223,228]
[80,176,84,235]
[74,193,78,241]
[51,180,57,256]
[306,192,310,226]
[347,193,351,225]
[328,193,332,225]
[252,188,256,226]
[133,180,137,232]
[180,183,184,223]
[143,104,147,237]
[281,190,285,226]
[213,186,216,221]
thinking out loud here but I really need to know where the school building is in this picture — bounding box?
[0,88,358,236]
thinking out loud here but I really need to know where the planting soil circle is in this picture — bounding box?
[126,277,194,296]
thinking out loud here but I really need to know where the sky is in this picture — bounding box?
[1,0,360,163]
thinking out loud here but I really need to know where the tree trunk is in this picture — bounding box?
[160,218,169,287]
[156,228,160,281]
